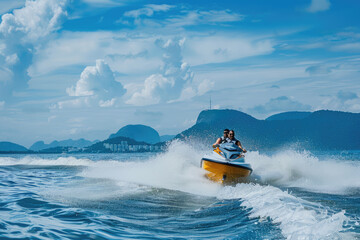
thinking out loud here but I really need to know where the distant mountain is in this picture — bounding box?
[196,109,258,125]
[0,142,28,152]
[30,139,99,151]
[160,135,175,142]
[266,111,312,121]
[176,109,360,150]
[109,124,160,144]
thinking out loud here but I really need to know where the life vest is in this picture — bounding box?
[227,138,239,145]
[220,136,228,143]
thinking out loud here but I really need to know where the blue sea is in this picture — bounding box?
[0,141,359,239]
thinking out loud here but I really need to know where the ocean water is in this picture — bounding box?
[0,141,359,239]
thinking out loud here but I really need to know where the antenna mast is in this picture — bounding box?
[209,95,212,110]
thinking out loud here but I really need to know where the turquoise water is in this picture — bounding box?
[0,141,359,239]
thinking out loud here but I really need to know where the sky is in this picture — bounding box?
[0,0,359,147]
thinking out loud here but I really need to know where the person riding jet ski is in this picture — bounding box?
[227,130,247,153]
[201,133,252,183]
[212,129,230,147]
[213,130,247,153]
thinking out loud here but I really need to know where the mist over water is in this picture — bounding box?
[0,141,359,239]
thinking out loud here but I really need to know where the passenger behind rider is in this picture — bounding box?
[212,129,229,148]
[227,130,247,153]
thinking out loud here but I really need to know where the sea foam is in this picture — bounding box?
[219,183,351,240]
[246,150,360,194]
[78,140,221,196]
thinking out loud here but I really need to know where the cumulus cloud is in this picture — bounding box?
[64,59,125,108]
[126,39,213,106]
[0,101,4,109]
[174,78,215,102]
[0,0,67,100]
[250,96,311,114]
[320,90,360,112]
[307,0,331,13]
[99,98,116,107]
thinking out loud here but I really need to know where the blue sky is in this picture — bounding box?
[0,0,359,147]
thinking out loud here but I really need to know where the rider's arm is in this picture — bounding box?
[237,141,247,153]
[212,138,221,148]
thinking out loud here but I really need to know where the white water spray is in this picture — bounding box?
[246,150,360,194]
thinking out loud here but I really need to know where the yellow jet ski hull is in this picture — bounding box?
[201,158,252,184]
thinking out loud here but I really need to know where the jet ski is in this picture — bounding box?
[201,143,252,184]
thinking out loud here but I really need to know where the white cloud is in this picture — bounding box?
[124,4,173,18]
[120,8,244,28]
[280,42,325,51]
[126,38,213,106]
[65,59,125,107]
[175,78,214,102]
[307,0,331,13]
[183,35,274,66]
[33,32,275,79]
[197,79,214,96]
[126,73,174,105]
[212,105,221,110]
[99,98,116,107]
[320,90,360,112]
[280,31,360,53]
[0,101,5,109]
[31,31,161,77]
[0,0,67,42]
[31,29,275,86]
[56,97,90,109]
[166,10,244,27]
[250,96,312,114]
[0,0,68,100]
[331,42,360,52]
